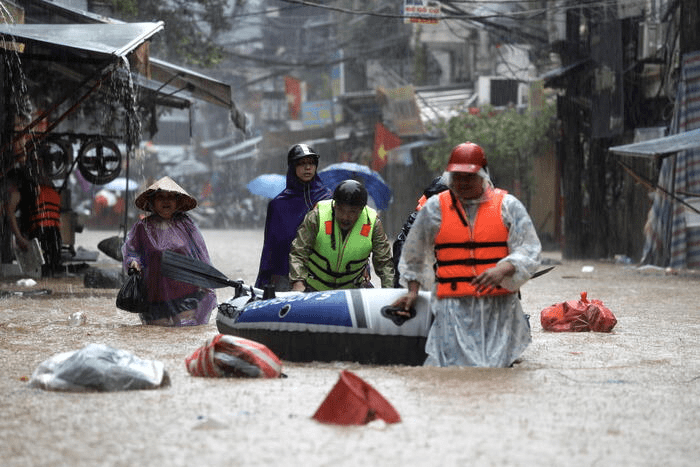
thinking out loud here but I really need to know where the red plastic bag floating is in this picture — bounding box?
[540,292,617,332]
[186,334,283,378]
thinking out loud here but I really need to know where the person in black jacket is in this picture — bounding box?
[392,176,448,287]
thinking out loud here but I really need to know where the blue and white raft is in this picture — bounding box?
[216,286,433,365]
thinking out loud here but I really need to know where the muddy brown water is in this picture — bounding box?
[1,229,698,467]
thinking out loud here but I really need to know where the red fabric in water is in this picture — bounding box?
[540,292,617,332]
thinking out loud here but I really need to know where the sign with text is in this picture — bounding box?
[382,85,425,136]
[403,1,441,24]
[302,100,342,128]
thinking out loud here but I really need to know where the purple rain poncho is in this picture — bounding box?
[255,166,332,289]
[122,213,217,326]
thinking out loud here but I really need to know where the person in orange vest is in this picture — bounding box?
[5,165,63,277]
[391,142,542,367]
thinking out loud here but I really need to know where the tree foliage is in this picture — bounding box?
[108,0,241,67]
[423,100,557,203]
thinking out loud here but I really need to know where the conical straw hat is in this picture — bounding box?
[135,176,197,212]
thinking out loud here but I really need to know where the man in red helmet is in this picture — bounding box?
[392,142,541,367]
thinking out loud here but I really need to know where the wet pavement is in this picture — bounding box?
[1,228,698,466]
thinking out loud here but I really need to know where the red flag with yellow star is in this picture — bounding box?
[372,122,401,172]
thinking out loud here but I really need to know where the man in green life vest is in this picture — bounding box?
[289,180,395,291]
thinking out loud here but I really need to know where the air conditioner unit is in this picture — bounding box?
[638,22,662,60]
[477,76,520,107]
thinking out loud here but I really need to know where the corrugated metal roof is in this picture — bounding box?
[0,22,164,58]
[608,128,700,158]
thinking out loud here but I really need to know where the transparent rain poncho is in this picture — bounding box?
[122,212,216,326]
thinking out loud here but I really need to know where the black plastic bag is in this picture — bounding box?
[116,268,147,313]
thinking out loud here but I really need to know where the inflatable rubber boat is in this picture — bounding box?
[162,251,554,365]
[216,286,433,365]
[158,250,433,365]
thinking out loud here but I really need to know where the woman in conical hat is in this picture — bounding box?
[134,176,198,212]
[122,176,216,326]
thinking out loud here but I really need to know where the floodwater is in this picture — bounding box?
[1,229,698,467]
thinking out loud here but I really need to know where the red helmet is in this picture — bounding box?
[446,142,486,173]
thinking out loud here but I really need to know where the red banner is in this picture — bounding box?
[372,122,401,172]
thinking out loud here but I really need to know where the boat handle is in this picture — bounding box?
[381,305,416,326]
[278,304,291,318]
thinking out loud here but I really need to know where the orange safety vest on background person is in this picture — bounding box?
[434,189,511,298]
[29,185,61,232]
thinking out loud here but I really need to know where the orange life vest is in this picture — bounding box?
[434,189,510,298]
[29,185,61,232]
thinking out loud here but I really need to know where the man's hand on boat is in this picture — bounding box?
[391,281,420,317]
[291,280,306,292]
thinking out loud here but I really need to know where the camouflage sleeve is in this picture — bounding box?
[371,217,396,288]
[288,206,320,283]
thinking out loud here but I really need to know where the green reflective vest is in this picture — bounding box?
[306,200,377,290]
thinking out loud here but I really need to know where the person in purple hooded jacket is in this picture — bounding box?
[255,144,333,291]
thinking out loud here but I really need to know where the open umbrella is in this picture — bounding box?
[168,158,210,178]
[99,177,140,192]
[246,173,286,199]
[318,162,392,210]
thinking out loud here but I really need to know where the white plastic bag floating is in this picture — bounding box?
[29,343,170,392]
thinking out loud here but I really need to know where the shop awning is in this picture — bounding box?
[213,135,262,161]
[0,19,246,131]
[136,75,192,109]
[0,22,164,58]
[608,128,700,158]
[149,58,246,131]
[16,0,247,130]
[31,53,192,110]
